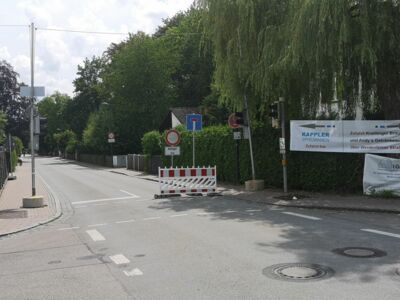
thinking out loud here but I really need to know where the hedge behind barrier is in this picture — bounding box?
[155,125,364,193]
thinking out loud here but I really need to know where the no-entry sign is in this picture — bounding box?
[165,129,181,146]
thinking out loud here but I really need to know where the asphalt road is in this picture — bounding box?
[0,157,399,299]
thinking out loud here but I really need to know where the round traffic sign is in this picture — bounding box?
[228,113,240,129]
[108,132,115,139]
[165,129,181,146]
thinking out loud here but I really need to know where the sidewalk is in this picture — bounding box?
[0,157,61,237]
[113,167,400,214]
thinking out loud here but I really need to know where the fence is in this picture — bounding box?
[127,154,163,175]
[0,151,8,191]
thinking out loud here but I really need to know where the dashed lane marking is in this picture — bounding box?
[115,219,135,224]
[170,214,188,218]
[124,268,143,276]
[282,211,321,220]
[143,217,161,221]
[58,226,80,231]
[197,212,214,216]
[86,229,106,241]
[109,254,130,265]
[88,223,108,227]
[361,228,400,239]
[246,209,262,212]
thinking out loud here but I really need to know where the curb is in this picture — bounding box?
[227,195,400,214]
[0,174,63,238]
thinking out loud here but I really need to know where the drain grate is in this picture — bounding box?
[332,247,386,258]
[263,263,334,282]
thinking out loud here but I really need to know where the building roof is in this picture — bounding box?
[159,107,201,131]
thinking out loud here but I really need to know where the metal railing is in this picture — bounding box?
[0,151,8,190]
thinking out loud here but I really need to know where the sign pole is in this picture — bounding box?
[192,120,195,167]
[30,22,36,196]
[171,154,174,168]
[236,137,240,184]
[279,97,288,193]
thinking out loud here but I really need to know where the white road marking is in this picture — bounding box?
[120,190,139,198]
[115,219,135,224]
[197,212,214,216]
[361,229,400,239]
[124,268,143,277]
[86,229,106,241]
[143,217,161,221]
[109,254,130,265]
[58,226,80,231]
[170,214,188,218]
[223,210,237,214]
[88,223,108,227]
[282,211,321,220]
[72,196,138,205]
[246,209,262,212]
[94,203,108,206]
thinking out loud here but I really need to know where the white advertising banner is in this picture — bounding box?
[291,120,400,153]
[363,154,400,195]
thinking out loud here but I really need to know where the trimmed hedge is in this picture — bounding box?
[155,125,364,193]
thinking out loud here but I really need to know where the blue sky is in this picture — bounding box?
[0,0,194,96]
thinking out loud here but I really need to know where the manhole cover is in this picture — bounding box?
[263,263,334,282]
[332,247,386,258]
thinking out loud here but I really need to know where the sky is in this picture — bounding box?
[0,0,194,96]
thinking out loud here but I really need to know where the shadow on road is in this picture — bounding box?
[149,195,400,283]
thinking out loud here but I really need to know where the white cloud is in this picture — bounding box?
[1,0,194,96]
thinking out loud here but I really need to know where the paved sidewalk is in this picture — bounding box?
[0,157,61,237]
[112,167,400,214]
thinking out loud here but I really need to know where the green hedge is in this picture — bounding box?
[153,125,363,193]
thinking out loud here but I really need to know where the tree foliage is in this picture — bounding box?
[0,60,30,143]
[199,0,400,119]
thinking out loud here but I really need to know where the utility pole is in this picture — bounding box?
[243,95,256,180]
[279,97,288,193]
[30,22,36,196]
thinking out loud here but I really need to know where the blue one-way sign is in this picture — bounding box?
[186,114,202,131]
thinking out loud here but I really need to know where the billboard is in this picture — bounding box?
[363,154,400,195]
[290,120,400,153]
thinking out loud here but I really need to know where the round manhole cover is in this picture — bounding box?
[263,263,334,282]
[332,247,386,258]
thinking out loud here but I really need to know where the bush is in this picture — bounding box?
[141,131,161,155]
[155,124,363,193]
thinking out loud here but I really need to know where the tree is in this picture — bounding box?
[0,60,30,142]
[0,112,6,144]
[97,32,176,154]
[161,7,214,108]
[199,0,400,119]
[65,56,105,137]
[37,92,71,152]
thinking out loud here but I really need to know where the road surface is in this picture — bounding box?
[0,157,399,299]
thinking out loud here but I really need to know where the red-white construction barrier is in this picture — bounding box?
[157,166,217,196]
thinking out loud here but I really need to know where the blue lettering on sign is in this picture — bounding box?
[301,132,330,138]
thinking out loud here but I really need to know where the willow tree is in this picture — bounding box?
[199,0,400,119]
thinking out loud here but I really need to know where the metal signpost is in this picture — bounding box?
[165,129,181,167]
[186,114,202,167]
[279,97,288,193]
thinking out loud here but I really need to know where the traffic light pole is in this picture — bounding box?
[244,94,256,180]
[279,97,288,193]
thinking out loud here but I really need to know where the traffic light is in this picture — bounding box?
[269,102,279,118]
[269,102,280,128]
[39,117,48,136]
